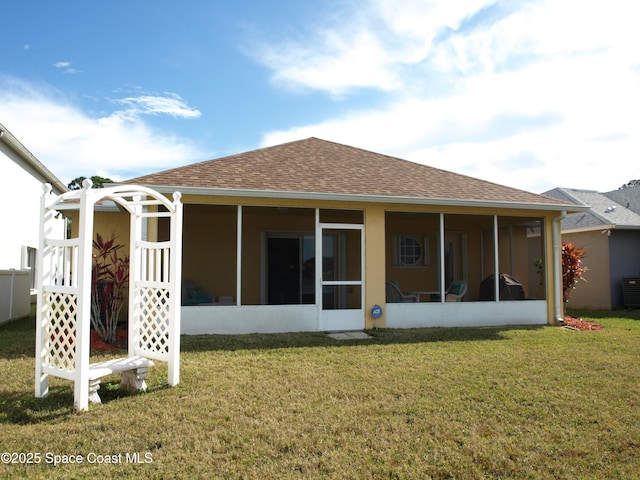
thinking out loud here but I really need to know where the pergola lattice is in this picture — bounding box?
[35,180,183,411]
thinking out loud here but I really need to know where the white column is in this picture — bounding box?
[315,208,322,329]
[74,182,95,411]
[168,192,183,385]
[128,196,142,356]
[439,213,445,302]
[236,205,242,306]
[493,215,500,302]
[35,183,53,399]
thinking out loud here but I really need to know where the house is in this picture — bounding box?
[0,122,67,324]
[543,186,640,310]
[110,137,582,334]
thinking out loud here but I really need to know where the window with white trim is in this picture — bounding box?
[393,235,429,266]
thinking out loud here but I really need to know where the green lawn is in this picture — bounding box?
[1,309,639,479]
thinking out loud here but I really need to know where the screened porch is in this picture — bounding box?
[173,203,550,334]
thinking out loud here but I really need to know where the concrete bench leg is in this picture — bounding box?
[88,367,149,404]
[89,379,103,404]
[120,367,150,393]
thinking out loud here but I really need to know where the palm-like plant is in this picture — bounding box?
[91,232,129,344]
[562,242,587,303]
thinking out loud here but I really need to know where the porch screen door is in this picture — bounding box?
[317,224,364,331]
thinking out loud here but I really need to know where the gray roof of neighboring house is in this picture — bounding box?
[127,137,576,211]
[0,122,67,194]
[604,185,640,216]
[543,187,640,230]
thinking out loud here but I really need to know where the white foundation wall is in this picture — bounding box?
[181,304,319,335]
[180,301,547,335]
[385,300,548,329]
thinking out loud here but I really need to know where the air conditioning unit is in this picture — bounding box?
[622,277,640,308]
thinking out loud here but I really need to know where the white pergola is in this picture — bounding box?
[35,180,183,411]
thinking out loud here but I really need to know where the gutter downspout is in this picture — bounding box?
[553,211,567,324]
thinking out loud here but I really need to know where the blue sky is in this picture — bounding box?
[1,0,639,193]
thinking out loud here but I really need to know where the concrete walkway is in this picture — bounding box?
[326,331,372,340]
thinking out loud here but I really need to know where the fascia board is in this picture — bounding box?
[560,224,617,234]
[130,184,587,214]
[560,224,640,234]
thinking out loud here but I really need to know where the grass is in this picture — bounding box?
[1,309,639,479]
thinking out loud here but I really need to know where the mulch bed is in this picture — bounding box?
[563,315,604,331]
[90,329,128,351]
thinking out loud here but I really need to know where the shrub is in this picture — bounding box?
[562,241,587,303]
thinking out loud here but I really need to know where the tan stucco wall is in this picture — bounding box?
[527,234,545,300]
[561,231,611,310]
[385,212,441,295]
[446,214,495,300]
[68,210,130,242]
[364,205,386,328]
[182,205,238,300]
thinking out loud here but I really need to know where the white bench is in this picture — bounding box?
[87,356,154,404]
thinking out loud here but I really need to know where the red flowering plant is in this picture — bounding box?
[91,232,130,345]
[562,241,587,303]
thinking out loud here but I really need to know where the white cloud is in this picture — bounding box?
[114,93,202,120]
[260,29,400,95]
[53,61,80,74]
[253,0,496,95]
[259,0,640,193]
[0,77,204,184]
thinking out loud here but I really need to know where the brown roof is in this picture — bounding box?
[126,137,567,207]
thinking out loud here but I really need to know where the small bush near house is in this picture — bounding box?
[562,241,587,303]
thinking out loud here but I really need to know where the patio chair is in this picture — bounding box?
[181,280,214,305]
[430,280,468,302]
[386,280,419,303]
[445,280,468,302]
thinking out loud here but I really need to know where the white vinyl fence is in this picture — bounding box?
[0,269,31,325]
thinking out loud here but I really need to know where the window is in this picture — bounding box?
[393,235,429,266]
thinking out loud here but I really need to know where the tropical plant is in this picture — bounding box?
[91,232,129,344]
[562,241,587,303]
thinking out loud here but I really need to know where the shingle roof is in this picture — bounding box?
[543,187,640,229]
[126,137,570,207]
[604,185,640,216]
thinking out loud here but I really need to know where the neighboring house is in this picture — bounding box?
[103,137,582,334]
[0,122,67,324]
[543,186,640,310]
